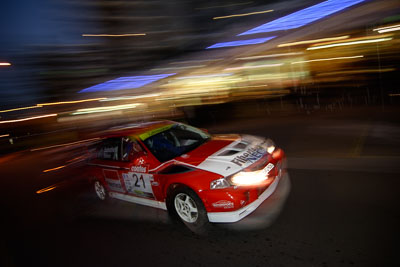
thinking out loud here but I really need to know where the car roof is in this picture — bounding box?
[104,120,175,139]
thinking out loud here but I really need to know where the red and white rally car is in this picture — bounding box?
[88,120,287,232]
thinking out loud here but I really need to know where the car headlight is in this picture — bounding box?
[229,163,275,186]
[210,178,231,189]
[229,171,267,186]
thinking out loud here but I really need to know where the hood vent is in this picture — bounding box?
[216,141,249,157]
[217,150,240,156]
[234,141,248,150]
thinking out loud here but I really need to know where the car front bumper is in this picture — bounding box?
[207,172,289,223]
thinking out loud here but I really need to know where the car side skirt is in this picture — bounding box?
[109,192,167,210]
[207,173,285,223]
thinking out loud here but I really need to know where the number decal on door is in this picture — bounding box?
[122,172,154,198]
[133,174,146,188]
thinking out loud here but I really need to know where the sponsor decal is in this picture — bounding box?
[103,169,124,192]
[261,163,275,176]
[130,165,147,173]
[105,178,124,192]
[231,145,266,167]
[212,200,234,209]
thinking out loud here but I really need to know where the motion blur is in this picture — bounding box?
[1,0,399,266]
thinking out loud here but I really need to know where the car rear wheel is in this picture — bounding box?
[94,180,107,200]
[169,186,209,234]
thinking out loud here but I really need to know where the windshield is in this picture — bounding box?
[141,123,210,162]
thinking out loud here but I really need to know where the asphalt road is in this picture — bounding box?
[1,106,399,267]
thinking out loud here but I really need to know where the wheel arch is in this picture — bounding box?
[165,183,205,212]
[89,174,105,185]
[165,183,211,233]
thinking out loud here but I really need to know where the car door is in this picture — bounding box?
[94,137,127,193]
[119,136,158,200]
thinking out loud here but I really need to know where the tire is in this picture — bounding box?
[93,180,107,201]
[168,185,210,234]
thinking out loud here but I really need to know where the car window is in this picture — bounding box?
[142,123,210,162]
[97,138,121,161]
[121,137,143,162]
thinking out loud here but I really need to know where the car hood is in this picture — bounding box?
[176,134,269,177]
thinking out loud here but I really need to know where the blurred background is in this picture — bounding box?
[1,0,399,151]
[1,1,400,266]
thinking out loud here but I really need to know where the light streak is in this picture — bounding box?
[376,26,400,34]
[206,36,276,49]
[66,155,86,164]
[236,52,303,60]
[100,93,160,102]
[225,63,283,71]
[169,59,223,64]
[36,185,57,194]
[82,33,146,37]
[175,78,242,86]
[0,62,11,66]
[0,98,105,114]
[30,138,101,152]
[278,35,349,47]
[291,55,364,64]
[238,0,365,35]
[175,73,233,79]
[0,105,42,113]
[38,98,106,106]
[307,37,392,50]
[0,134,10,138]
[373,24,400,32]
[233,84,269,89]
[72,103,143,115]
[43,165,66,173]
[0,114,57,124]
[151,65,205,71]
[213,9,273,20]
[389,93,400,96]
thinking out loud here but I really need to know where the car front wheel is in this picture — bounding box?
[169,186,209,234]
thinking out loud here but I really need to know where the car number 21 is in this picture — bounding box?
[122,172,155,198]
